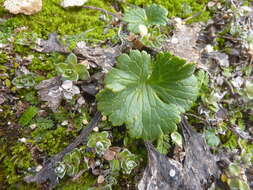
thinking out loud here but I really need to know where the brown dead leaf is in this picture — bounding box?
[88,158,96,169]
[103,149,116,161]
[109,146,121,153]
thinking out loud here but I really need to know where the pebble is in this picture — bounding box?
[4,0,42,15]
[61,120,68,126]
[61,0,87,8]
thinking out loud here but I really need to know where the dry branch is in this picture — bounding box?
[24,112,102,188]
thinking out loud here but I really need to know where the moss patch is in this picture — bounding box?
[0,0,117,40]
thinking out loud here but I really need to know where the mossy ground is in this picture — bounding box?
[0,0,117,40]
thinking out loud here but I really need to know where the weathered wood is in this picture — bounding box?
[138,117,220,190]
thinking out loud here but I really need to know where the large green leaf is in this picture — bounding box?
[97,50,198,140]
[123,4,168,33]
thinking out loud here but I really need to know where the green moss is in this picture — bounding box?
[28,53,63,77]
[126,0,210,22]
[0,0,117,40]
[19,106,38,127]
[0,52,8,63]
[0,139,35,188]
[31,125,77,155]
[221,131,239,150]
[56,173,96,190]
[0,105,16,124]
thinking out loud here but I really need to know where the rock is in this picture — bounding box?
[35,77,63,111]
[206,52,230,67]
[35,33,69,53]
[61,80,80,100]
[138,118,220,190]
[74,41,121,72]
[4,0,42,15]
[61,0,87,8]
[163,18,202,64]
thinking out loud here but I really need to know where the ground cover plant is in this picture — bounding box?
[0,0,253,190]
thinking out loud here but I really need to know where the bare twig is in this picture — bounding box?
[82,5,121,19]
[183,11,203,23]
[224,79,235,96]
[24,112,102,188]
[228,123,253,142]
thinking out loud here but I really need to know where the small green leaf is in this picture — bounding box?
[141,29,166,48]
[109,159,120,176]
[118,149,138,174]
[55,162,66,179]
[56,63,79,81]
[123,4,168,33]
[204,129,220,147]
[244,80,253,99]
[19,106,38,126]
[171,131,183,148]
[97,50,198,140]
[56,54,89,81]
[228,178,240,190]
[66,53,77,65]
[87,131,111,154]
[63,149,81,176]
[62,69,79,81]
[239,180,250,190]
[228,163,241,176]
[12,73,36,89]
[145,4,168,25]
[73,64,89,80]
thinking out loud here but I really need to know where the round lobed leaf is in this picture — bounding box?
[97,50,198,140]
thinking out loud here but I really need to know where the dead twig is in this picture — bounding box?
[183,11,203,23]
[228,123,253,142]
[24,112,102,188]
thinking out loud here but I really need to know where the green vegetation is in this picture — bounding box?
[56,53,89,81]
[0,0,117,40]
[97,50,198,140]
[18,106,38,126]
[126,0,210,22]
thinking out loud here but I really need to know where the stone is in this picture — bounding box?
[61,0,87,8]
[4,0,42,15]
[163,18,202,64]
